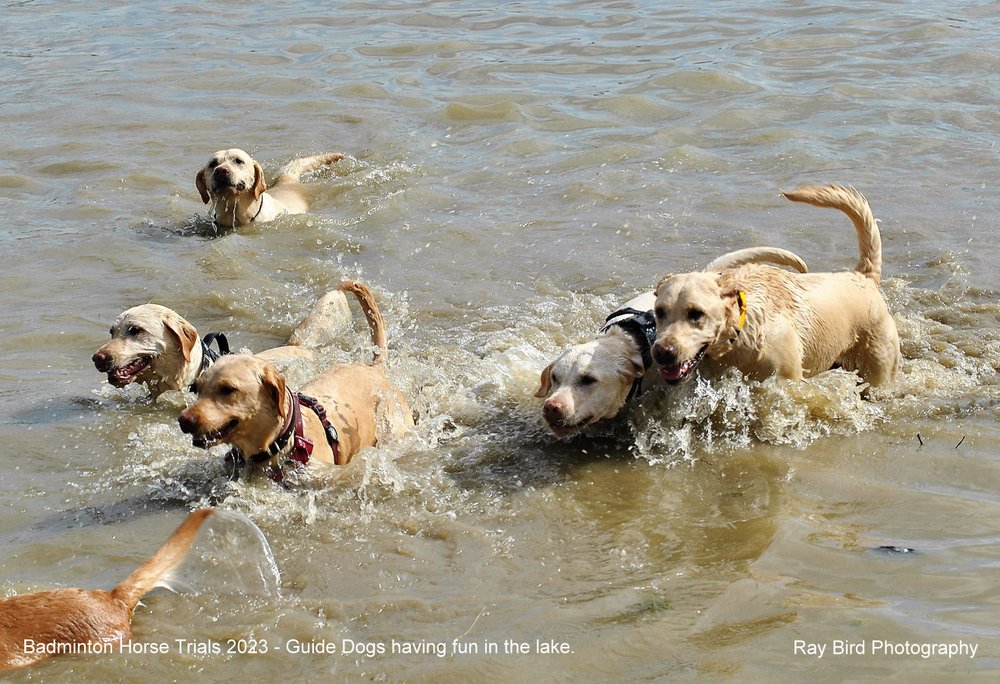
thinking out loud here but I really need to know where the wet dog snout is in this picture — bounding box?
[542,399,565,423]
[92,350,111,372]
[652,341,678,367]
[178,411,199,435]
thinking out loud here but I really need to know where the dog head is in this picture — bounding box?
[92,304,199,394]
[535,327,644,437]
[195,148,267,205]
[178,355,288,456]
[651,272,743,384]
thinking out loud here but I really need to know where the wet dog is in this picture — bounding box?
[178,281,414,479]
[0,509,214,672]
[536,248,809,437]
[92,291,351,398]
[195,148,344,228]
[652,184,900,387]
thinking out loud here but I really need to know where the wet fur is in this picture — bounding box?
[93,292,350,398]
[195,148,344,228]
[178,281,413,469]
[652,184,900,387]
[536,248,809,437]
[0,509,214,672]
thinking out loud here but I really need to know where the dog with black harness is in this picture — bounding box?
[92,291,351,399]
[535,247,809,437]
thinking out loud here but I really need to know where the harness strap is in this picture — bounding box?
[600,307,657,401]
[190,332,231,391]
[236,390,341,484]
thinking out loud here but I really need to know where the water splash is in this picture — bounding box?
[159,509,282,598]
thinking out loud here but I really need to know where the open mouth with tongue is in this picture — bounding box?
[107,356,152,387]
[191,419,239,449]
[658,343,708,384]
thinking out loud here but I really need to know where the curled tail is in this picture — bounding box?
[273,151,344,186]
[782,184,882,283]
[705,246,808,273]
[338,280,389,365]
[111,509,215,610]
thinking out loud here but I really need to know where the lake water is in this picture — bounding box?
[2,0,999,680]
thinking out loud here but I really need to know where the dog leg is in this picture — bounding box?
[287,290,353,348]
[273,152,345,186]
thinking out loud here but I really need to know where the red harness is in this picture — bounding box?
[226,390,340,484]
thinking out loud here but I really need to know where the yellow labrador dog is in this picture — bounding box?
[195,148,344,228]
[651,184,900,387]
[92,291,350,398]
[0,509,214,672]
[535,248,809,437]
[178,281,413,481]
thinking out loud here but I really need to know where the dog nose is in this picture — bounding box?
[178,411,199,435]
[92,350,110,372]
[542,400,564,423]
[652,341,678,367]
[213,165,231,181]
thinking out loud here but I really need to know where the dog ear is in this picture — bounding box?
[252,161,267,201]
[260,363,287,418]
[628,353,645,380]
[195,168,211,204]
[534,363,554,398]
[654,274,673,296]
[163,317,199,363]
[720,286,747,330]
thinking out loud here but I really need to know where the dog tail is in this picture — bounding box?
[782,184,882,283]
[273,152,345,186]
[110,509,215,610]
[338,280,389,365]
[705,247,808,273]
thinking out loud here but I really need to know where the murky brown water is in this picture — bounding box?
[2,1,999,680]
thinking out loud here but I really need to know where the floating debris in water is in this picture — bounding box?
[875,545,917,555]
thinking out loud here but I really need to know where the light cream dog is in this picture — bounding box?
[0,509,214,672]
[92,291,351,398]
[195,148,344,228]
[178,281,413,479]
[651,184,900,387]
[535,248,809,437]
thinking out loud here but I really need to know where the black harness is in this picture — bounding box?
[599,307,657,401]
[190,332,231,392]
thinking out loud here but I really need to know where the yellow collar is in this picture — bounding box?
[737,290,747,330]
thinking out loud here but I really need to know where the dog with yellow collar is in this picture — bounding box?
[535,247,809,437]
[651,184,900,387]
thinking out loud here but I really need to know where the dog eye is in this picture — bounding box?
[208,159,219,168]
[579,375,598,387]
[687,308,705,322]
[232,158,244,165]
[126,325,144,336]
[550,372,560,385]
[654,307,666,321]
[218,384,237,397]
[108,327,114,336]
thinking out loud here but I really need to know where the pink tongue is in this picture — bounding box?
[659,366,684,382]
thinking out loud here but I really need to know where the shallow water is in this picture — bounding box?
[2,0,999,680]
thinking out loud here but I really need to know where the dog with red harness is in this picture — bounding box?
[178,281,413,480]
